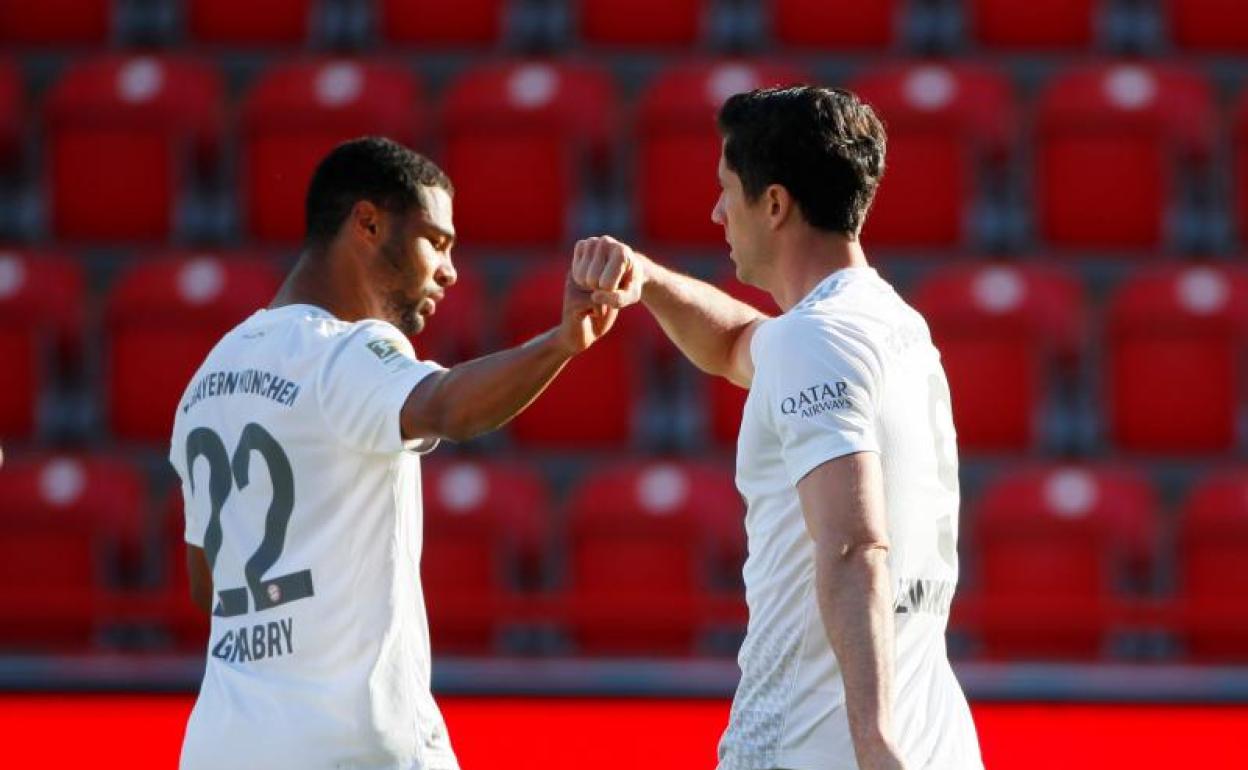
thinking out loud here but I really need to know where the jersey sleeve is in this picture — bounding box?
[754,315,882,486]
[316,322,446,454]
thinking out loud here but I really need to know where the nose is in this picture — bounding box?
[436,255,457,288]
[711,193,725,226]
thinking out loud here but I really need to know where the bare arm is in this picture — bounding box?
[797,452,907,770]
[571,236,767,388]
[186,544,213,614]
[401,274,615,442]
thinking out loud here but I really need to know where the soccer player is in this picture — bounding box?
[571,87,983,770]
[169,137,618,770]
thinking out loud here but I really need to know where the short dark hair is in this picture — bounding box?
[717,86,886,238]
[304,136,453,247]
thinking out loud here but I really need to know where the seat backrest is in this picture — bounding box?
[578,0,706,47]
[187,0,312,44]
[0,60,20,166]
[105,253,283,442]
[1180,471,1248,595]
[0,0,111,45]
[1167,0,1248,51]
[379,0,506,46]
[772,0,897,47]
[1106,266,1248,452]
[968,0,1100,49]
[975,464,1157,596]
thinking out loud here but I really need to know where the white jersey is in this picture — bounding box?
[719,268,982,770]
[169,304,458,770]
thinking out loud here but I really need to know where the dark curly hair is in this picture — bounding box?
[304,136,454,248]
[717,86,887,239]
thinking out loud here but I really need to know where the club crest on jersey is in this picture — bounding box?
[781,381,853,419]
[366,338,405,364]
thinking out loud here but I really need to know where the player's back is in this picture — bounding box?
[169,304,456,770]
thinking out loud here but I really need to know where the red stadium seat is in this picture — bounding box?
[1035,63,1215,249]
[970,464,1158,659]
[378,0,506,46]
[707,273,776,448]
[44,55,224,241]
[1167,0,1248,51]
[564,460,741,654]
[1178,471,1248,660]
[968,0,1099,49]
[0,0,110,45]
[161,492,209,649]
[1235,92,1248,244]
[442,61,616,247]
[408,259,486,366]
[499,260,647,447]
[911,263,1084,452]
[240,59,423,242]
[851,63,1015,248]
[421,459,550,652]
[578,0,705,47]
[0,60,20,169]
[0,454,146,650]
[0,249,84,440]
[187,0,312,45]
[1106,266,1248,453]
[772,0,898,48]
[636,61,808,247]
[105,253,282,443]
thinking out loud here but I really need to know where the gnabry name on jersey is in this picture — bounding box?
[780,381,853,419]
[211,617,294,664]
[181,369,302,414]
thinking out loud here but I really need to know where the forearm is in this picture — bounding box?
[403,328,574,442]
[639,256,765,385]
[815,545,897,759]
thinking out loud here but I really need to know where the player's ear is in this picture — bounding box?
[765,184,793,230]
[351,200,383,242]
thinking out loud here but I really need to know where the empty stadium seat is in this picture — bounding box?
[564,460,742,654]
[1106,266,1248,453]
[378,0,507,46]
[1035,63,1215,249]
[1178,471,1248,660]
[442,60,616,246]
[161,492,209,649]
[707,273,776,447]
[421,459,550,652]
[636,61,808,246]
[772,0,898,48]
[851,63,1015,247]
[44,55,224,241]
[0,0,110,45]
[970,464,1158,659]
[499,260,646,447]
[408,259,486,366]
[0,249,84,440]
[1167,0,1248,50]
[187,0,312,45]
[105,253,282,443]
[578,0,705,47]
[911,263,1084,452]
[0,60,20,170]
[241,60,423,242]
[0,454,146,650]
[968,0,1100,49]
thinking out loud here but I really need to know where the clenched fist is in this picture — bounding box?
[571,235,648,311]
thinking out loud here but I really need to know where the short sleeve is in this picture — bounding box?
[754,316,881,486]
[317,322,446,454]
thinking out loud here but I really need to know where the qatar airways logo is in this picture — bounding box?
[780,381,853,419]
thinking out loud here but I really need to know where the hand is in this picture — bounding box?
[857,738,909,770]
[570,235,647,311]
[555,271,618,355]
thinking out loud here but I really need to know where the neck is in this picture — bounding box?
[270,245,378,322]
[769,230,869,311]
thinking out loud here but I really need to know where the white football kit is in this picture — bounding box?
[169,304,458,770]
[718,268,983,770]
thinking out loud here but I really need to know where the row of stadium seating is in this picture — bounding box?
[2,56,1247,251]
[1,452,1245,661]
[4,249,1248,454]
[2,0,1246,52]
